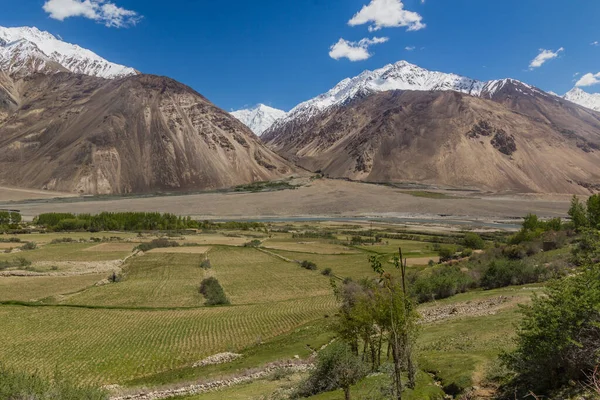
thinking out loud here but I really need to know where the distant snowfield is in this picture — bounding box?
[231,104,287,136]
[0,26,137,79]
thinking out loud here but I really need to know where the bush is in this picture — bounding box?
[411,265,475,303]
[243,239,262,248]
[463,233,485,250]
[136,238,180,252]
[500,264,600,395]
[50,237,77,244]
[438,246,457,262]
[296,342,367,398]
[480,260,546,290]
[321,267,333,276]
[19,242,37,251]
[0,257,31,271]
[300,260,317,270]
[460,248,473,258]
[200,259,212,269]
[199,277,230,306]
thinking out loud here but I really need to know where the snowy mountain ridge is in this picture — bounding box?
[563,87,600,112]
[0,26,137,79]
[231,104,287,136]
[266,61,555,134]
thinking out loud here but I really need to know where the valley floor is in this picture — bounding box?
[1,179,573,223]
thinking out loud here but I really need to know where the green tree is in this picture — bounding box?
[463,232,485,250]
[569,195,589,229]
[501,264,600,395]
[587,194,600,229]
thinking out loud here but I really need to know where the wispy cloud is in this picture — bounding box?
[348,0,425,32]
[405,46,415,51]
[591,41,599,46]
[329,37,389,61]
[576,72,600,87]
[529,47,563,70]
[43,0,141,28]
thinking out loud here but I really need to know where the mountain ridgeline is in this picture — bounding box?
[0,26,296,195]
[263,62,600,194]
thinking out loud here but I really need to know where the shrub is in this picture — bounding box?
[296,342,368,398]
[321,267,333,276]
[136,238,180,252]
[300,260,317,270]
[480,260,546,290]
[463,233,485,249]
[199,277,230,306]
[500,264,600,395]
[200,259,212,269]
[50,237,77,244]
[502,244,527,260]
[438,246,457,262]
[461,248,473,258]
[411,265,475,303]
[19,242,37,251]
[243,239,262,248]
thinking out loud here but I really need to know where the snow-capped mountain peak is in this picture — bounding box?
[266,61,553,135]
[231,104,287,136]
[0,26,138,79]
[563,87,600,112]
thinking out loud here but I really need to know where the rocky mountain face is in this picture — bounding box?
[264,63,600,194]
[0,73,296,194]
[0,27,296,195]
[231,104,287,136]
[0,26,137,79]
[563,88,600,112]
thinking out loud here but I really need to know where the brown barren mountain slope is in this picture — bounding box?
[0,73,297,194]
[264,89,600,194]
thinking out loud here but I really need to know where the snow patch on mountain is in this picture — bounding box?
[231,104,287,136]
[0,26,137,79]
[563,87,600,112]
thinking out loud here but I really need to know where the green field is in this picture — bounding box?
[0,223,538,398]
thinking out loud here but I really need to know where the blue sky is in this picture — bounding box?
[1,0,599,111]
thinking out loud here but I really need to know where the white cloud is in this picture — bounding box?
[329,37,389,61]
[576,72,600,87]
[528,47,564,69]
[405,46,415,51]
[574,72,580,77]
[43,0,141,28]
[591,41,599,46]
[348,0,425,32]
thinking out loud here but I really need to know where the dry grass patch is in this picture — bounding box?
[262,239,358,255]
[148,246,211,254]
[183,235,249,246]
[83,243,136,252]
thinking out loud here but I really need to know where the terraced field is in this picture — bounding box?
[0,242,133,263]
[207,247,333,304]
[63,253,207,307]
[0,273,106,302]
[0,296,335,384]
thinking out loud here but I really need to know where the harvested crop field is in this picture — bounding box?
[261,239,358,254]
[83,243,137,252]
[148,246,211,254]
